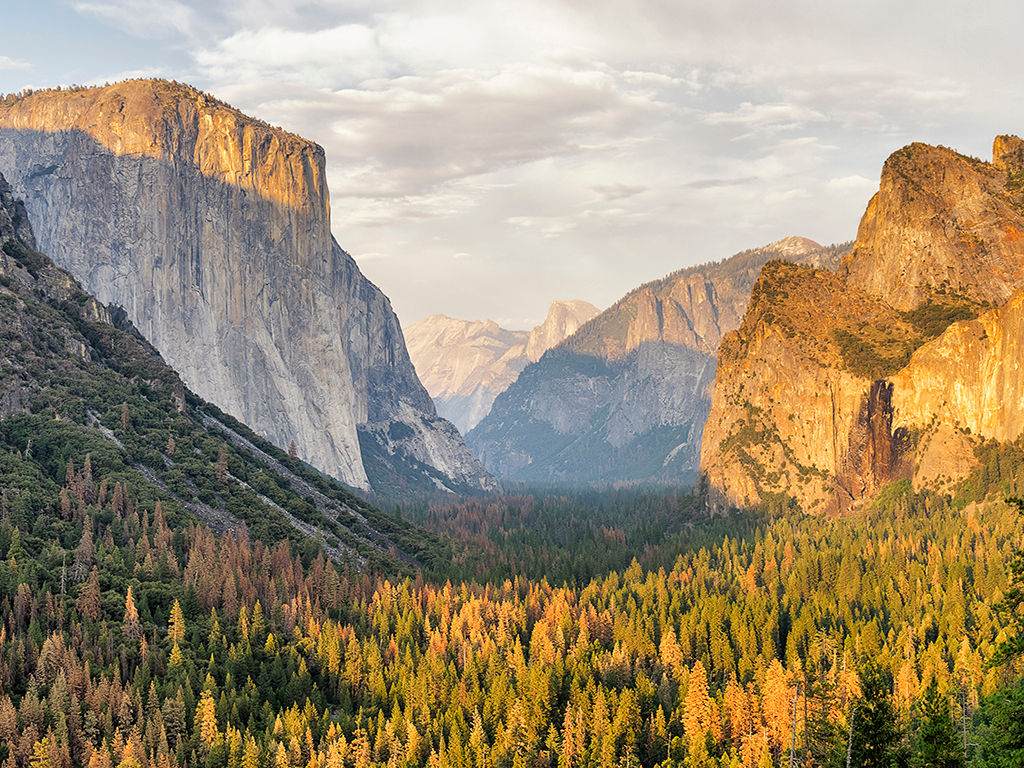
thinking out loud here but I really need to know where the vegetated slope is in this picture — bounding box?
[467,237,847,486]
[0,170,446,573]
[405,300,599,433]
[702,135,1024,514]
[0,359,1020,768]
[0,79,493,495]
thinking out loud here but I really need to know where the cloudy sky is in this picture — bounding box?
[1,1,1022,328]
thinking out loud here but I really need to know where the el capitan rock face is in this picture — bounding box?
[0,79,493,494]
[702,135,1024,513]
[405,300,599,434]
[0,169,444,566]
[468,238,845,486]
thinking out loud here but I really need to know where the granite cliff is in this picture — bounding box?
[841,136,1024,310]
[0,170,445,568]
[699,261,924,514]
[0,80,493,494]
[405,300,599,433]
[702,136,1024,513]
[467,238,845,486]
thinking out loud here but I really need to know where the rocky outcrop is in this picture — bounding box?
[700,262,921,513]
[468,238,846,486]
[523,300,600,362]
[405,300,599,433]
[0,79,493,493]
[703,136,1024,513]
[840,136,1024,310]
[885,288,1024,489]
[0,169,444,567]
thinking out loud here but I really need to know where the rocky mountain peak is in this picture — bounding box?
[469,238,848,486]
[993,134,1024,173]
[0,80,325,215]
[840,137,1024,311]
[0,79,493,494]
[703,132,1024,515]
[405,299,599,434]
[763,235,823,259]
[525,300,600,362]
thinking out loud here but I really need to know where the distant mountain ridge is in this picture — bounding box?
[0,79,493,495]
[467,237,847,486]
[405,300,599,433]
[701,135,1024,513]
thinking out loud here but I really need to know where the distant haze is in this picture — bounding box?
[2,1,1023,327]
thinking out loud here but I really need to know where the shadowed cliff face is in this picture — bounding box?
[835,381,912,509]
[0,80,493,494]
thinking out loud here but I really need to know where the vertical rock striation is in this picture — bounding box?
[0,79,493,493]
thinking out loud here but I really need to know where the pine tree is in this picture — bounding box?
[71,523,94,584]
[977,680,1024,766]
[77,567,102,621]
[850,662,908,768]
[980,498,1024,763]
[168,643,185,669]
[992,498,1024,666]
[912,678,963,768]
[763,659,793,754]
[682,660,716,745]
[169,599,185,645]
[29,737,52,768]
[122,586,142,640]
[195,690,219,752]
[241,736,260,768]
[805,669,844,767]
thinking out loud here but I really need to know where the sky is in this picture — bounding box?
[1,1,1023,329]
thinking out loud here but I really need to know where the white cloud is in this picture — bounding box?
[701,102,828,132]
[61,0,1024,326]
[195,25,390,86]
[72,0,199,38]
[506,215,577,238]
[230,60,672,202]
[828,175,877,191]
[592,183,648,201]
[0,57,29,71]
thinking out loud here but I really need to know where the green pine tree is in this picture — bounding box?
[912,678,963,768]
[850,662,908,768]
[979,497,1024,764]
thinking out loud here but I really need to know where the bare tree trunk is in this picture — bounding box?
[845,707,856,768]
[789,683,800,768]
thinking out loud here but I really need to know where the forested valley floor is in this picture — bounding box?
[2,417,1024,768]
